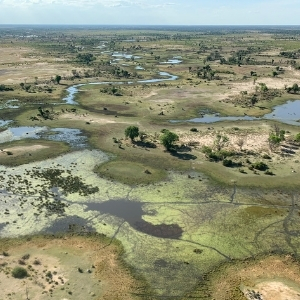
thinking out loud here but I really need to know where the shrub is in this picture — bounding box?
[265,170,275,176]
[218,150,234,159]
[295,133,300,142]
[190,128,198,132]
[12,267,28,279]
[223,159,233,167]
[46,271,52,278]
[201,146,212,155]
[160,128,169,133]
[33,259,41,265]
[252,162,268,171]
[22,254,30,260]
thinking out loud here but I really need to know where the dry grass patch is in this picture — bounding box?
[0,234,146,300]
[206,255,300,300]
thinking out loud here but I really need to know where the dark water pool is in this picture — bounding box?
[86,200,183,239]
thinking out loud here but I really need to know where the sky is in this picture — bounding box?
[0,0,299,25]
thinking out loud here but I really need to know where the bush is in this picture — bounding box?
[46,271,52,278]
[295,133,300,142]
[223,159,233,167]
[160,128,169,133]
[12,267,28,279]
[190,128,198,132]
[252,162,268,171]
[265,170,275,176]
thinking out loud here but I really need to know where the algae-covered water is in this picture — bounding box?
[0,149,299,297]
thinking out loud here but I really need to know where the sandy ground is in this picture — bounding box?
[60,112,129,124]
[223,68,300,98]
[0,235,141,300]
[179,130,271,153]
[0,145,49,156]
[210,255,300,300]
[244,281,300,300]
[0,46,79,84]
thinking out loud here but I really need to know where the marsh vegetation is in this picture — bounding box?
[1,25,300,299]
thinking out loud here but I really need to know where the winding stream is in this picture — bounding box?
[62,71,178,105]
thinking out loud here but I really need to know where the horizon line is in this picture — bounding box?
[0,24,300,26]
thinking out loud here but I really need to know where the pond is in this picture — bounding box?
[0,120,12,127]
[111,52,141,60]
[86,200,183,239]
[0,99,20,109]
[160,59,182,64]
[172,100,300,126]
[0,126,88,149]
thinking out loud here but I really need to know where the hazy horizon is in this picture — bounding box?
[0,0,299,26]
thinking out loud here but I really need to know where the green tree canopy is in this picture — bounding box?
[160,130,179,151]
[125,126,139,141]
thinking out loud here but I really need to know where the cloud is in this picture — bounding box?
[0,0,175,8]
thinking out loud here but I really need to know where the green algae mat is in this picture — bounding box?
[0,149,299,298]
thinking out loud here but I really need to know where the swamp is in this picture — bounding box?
[1,25,300,299]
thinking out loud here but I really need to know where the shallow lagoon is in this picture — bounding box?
[0,126,87,148]
[173,100,300,126]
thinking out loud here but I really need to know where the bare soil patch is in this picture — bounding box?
[0,235,144,300]
[0,145,49,157]
[194,255,300,300]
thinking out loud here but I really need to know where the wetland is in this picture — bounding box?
[1,25,300,299]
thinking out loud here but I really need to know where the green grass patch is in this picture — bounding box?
[94,160,167,185]
[0,139,70,166]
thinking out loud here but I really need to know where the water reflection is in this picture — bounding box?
[0,126,87,149]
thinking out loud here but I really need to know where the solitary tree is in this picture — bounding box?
[55,75,62,84]
[125,126,139,142]
[160,130,179,151]
[268,126,285,152]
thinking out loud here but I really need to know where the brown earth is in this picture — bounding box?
[0,235,144,300]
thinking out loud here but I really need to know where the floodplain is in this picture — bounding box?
[1,25,300,299]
